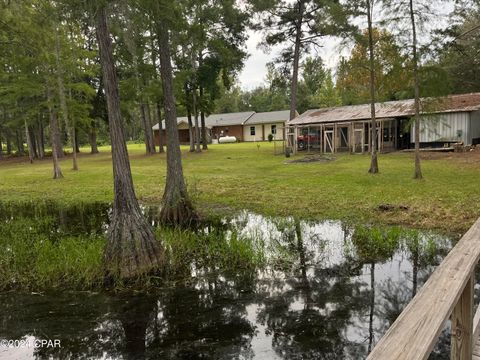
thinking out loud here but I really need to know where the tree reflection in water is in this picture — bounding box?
[0,208,455,360]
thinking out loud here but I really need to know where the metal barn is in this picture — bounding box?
[287,93,480,154]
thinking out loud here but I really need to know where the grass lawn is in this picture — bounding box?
[1,142,479,233]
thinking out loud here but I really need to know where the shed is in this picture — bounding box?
[287,93,480,154]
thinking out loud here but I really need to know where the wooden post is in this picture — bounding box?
[451,272,474,360]
[334,123,337,153]
[320,125,323,154]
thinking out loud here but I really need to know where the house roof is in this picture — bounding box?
[244,110,291,125]
[288,93,480,126]
[152,111,257,130]
[205,111,255,126]
[152,117,190,130]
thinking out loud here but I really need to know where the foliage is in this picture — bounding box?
[336,28,411,105]
[434,2,480,93]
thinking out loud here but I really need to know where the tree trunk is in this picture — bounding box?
[96,4,164,279]
[155,102,165,153]
[199,86,208,150]
[367,0,379,174]
[6,134,11,155]
[149,30,164,154]
[156,18,197,226]
[145,104,156,154]
[140,104,151,154]
[37,119,45,159]
[89,120,99,154]
[16,130,24,155]
[0,129,3,158]
[74,127,80,153]
[185,85,195,152]
[25,120,34,163]
[289,2,304,121]
[140,103,156,155]
[53,125,64,158]
[409,0,423,179]
[28,126,38,159]
[55,30,78,171]
[47,87,64,179]
[192,87,201,153]
[187,110,194,151]
[35,121,45,159]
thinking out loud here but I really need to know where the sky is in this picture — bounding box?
[237,1,456,90]
[238,30,346,90]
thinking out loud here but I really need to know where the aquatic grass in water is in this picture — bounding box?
[0,217,105,290]
[161,225,266,277]
[0,201,453,291]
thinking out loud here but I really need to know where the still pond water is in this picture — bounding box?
[0,203,460,359]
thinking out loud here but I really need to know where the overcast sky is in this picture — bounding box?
[237,1,455,90]
[238,30,346,90]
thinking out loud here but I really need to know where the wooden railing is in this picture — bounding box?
[367,218,480,360]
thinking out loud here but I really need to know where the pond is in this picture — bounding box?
[0,202,457,359]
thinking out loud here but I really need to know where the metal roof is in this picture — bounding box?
[245,110,291,124]
[288,93,480,126]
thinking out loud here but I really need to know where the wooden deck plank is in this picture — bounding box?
[367,218,480,360]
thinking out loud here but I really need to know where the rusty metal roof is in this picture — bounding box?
[288,93,480,126]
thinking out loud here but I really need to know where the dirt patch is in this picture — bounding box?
[377,204,409,212]
[418,148,480,166]
[286,155,336,164]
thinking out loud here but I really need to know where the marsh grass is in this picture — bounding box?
[0,203,267,291]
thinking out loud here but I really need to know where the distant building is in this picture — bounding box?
[242,110,293,142]
[152,110,293,144]
[287,93,480,153]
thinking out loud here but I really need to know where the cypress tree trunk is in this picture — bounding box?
[157,18,197,225]
[367,0,379,174]
[96,4,164,279]
[89,120,99,154]
[25,120,34,163]
[409,0,423,179]
[155,102,165,153]
[47,87,64,179]
[289,1,304,121]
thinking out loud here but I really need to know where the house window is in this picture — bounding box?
[250,126,256,136]
[271,125,277,134]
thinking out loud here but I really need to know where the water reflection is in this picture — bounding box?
[0,203,455,359]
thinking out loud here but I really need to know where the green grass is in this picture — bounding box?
[1,142,479,232]
[0,206,266,291]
